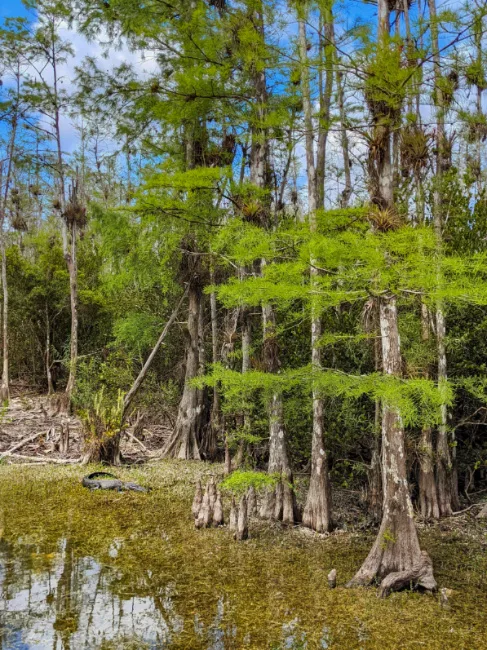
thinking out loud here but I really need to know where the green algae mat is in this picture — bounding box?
[0,462,485,649]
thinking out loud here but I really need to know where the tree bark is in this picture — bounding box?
[316,5,334,210]
[258,304,297,524]
[418,303,440,518]
[82,430,122,466]
[427,0,457,516]
[249,1,297,523]
[47,20,78,408]
[45,306,54,395]
[163,281,204,459]
[298,12,332,533]
[208,267,221,459]
[348,296,436,592]
[368,400,383,522]
[64,221,78,404]
[0,68,20,405]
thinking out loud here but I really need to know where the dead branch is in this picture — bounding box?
[0,430,48,459]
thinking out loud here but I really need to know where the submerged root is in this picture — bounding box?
[378,551,437,598]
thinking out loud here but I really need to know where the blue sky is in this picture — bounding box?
[1,0,30,20]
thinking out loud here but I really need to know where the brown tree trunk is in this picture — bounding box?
[315,5,334,210]
[367,309,382,520]
[298,12,332,533]
[419,426,439,519]
[233,310,251,469]
[418,303,440,518]
[163,281,204,459]
[46,306,54,395]
[258,305,297,525]
[435,308,452,516]
[64,221,78,405]
[0,237,9,404]
[250,1,296,523]
[367,408,382,522]
[49,24,78,409]
[348,296,436,592]
[348,0,436,594]
[208,270,221,459]
[0,71,20,405]
[428,0,456,517]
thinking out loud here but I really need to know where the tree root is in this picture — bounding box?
[377,551,437,598]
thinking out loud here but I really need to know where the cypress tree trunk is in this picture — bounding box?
[298,11,332,533]
[349,0,436,592]
[45,306,54,395]
[164,280,204,459]
[233,310,251,469]
[0,237,9,404]
[418,303,440,518]
[64,220,78,404]
[49,21,78,409]
[348,296,435,592]
[427,0,457,515]
[208,265,220,460]
[250,1,296,524]
[367,402,383,522]
[258,303,297,524]
[315,5,334,209]
[0,69,20,405]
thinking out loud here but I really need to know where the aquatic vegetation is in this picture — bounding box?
[0,463,486,649]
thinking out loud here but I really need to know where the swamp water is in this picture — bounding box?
[0,464,486,649]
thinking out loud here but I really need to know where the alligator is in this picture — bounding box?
[81,471,149,493]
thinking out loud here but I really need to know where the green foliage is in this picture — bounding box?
[78,386,124,445]
[220,470,279,495]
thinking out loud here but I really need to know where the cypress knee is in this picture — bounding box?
[192,480,203,519]
[213,489,224,527]
[236,494,248,541]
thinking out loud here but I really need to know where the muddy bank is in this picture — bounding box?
[0,463,486,649]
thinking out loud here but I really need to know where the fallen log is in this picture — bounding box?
[124,430,150,452]
[6,453,80,464]
[0,430,48,459]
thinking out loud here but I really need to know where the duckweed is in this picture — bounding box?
[0,462,485,649]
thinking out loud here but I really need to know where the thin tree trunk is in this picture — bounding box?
[64,221,78,403]
[336,62,352,207]
[418,303,440,518]
[298,11,332,533]
[46,306,54,395]
[0,68,20,404]
[0,237,8,404]
[49,20,78,407]
[428,0,456,516]
[250,1,296,524]
[208,270,220,460]
[233,311,251,469]
[316,6,334,210]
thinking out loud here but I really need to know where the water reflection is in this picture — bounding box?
[0,538,323,649]
[0,538,173,649]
